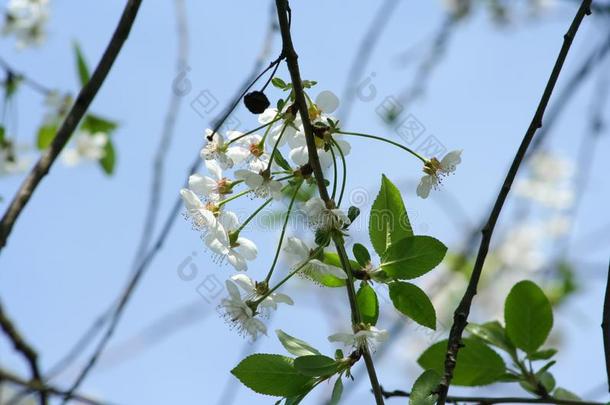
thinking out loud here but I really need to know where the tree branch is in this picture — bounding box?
[602,258,610,392]
[380,388,605,405]
[0,368,110,405]
[0,0,144,253]
[273,1,384,403]
[437,1,593,402]
[0,300,46,405]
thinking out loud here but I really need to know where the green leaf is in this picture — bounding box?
[417,338,506,386]
[271,77,287,89]
[347,206,360,223]
[369,175,413,256]
[329,377,343,405]
[352,243,371,267]
[466,321,515,355]
[36,123,58,150]
[389,282,436,330]
[381,236,447,280]
[527,348,557,361]
[554,387,581,400]
[504,280,553,354]
[99,139,116,175]
[323,252,360,272]
[293,355,339,377]
[410,370,441,405]
[356,283,379,326]
[539,371,556,392]
[231,354,314,397]
[81,114,118,135]
[74,42,91,86]
[275,330,321,357]
[273,149,292,171]
[0,125,5,143]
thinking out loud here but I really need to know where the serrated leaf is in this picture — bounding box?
[294,355,339,377]
[329,377,343,405]
[231,354,314,397]
[505,280,553,354]
[99,139,116,175]
[352,243,371,267]
[356,283,379,326]
[389,282,436,330]
[417,338,506,386]
[410,370,441,405]
[276,330,321,357]
[74,42,91,86]
[466,321,515,355]
[369,174,413,256]
[36,123,58,150]
[381,236,446,280]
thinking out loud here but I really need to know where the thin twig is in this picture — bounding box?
[56,20,283,405]
[339,0,400,123]
[132,0,189,265]
[380,388,605,405]
[0,0,144,253]
[0,368,111,405]
[437,1,592,402]
[273,0,385,403]
[0,300,47,404]
[0,55,54,96]
[602,258,610,392]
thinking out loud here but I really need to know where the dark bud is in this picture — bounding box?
[244,91,270,114]
[299,163,313,177]
[347,206,360,223]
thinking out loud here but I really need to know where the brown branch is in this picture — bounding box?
[273,1,384,403]
[0,368,110,405]
[380,388,604,405]
[602,258,610,392]
[0,0,144,253]
[437,1,593,403]
[0,300,46,405]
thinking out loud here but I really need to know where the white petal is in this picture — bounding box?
[188,174,217,196]
[235,237,258,260]
[231,274,256,293]
[180,188,203,211]
[416,175,435,199]
[328,333,355,346]
[283,237,310,259]
[227,251,248,271]
[289,146,309,166]
[205,159,223,180]
[218,211,239,232]
[440,150,462,173]
[225,280,242,300]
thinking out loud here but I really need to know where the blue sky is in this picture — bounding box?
[1,0,610,404]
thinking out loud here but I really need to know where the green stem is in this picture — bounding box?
[217,189,251,207]
[331,139,347,207]
[329,146,338,200]
[235,198,273,234]
[338,131,427,163]
[227,117,282,145]
[260,246,324,300]
[265,121,289,173]
[264,182,302,283]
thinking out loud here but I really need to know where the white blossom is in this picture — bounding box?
[61,132,108,166]
[303,197,350,231]
[328,326,389,351]
[205,210,257,271]
[2,0,49,48]
[188,159,231,202]
[200,129,243,169]
[235,169,282,200]
[515,152,574,209]
[283,237,347,280]
[179,188,218,232]
[231,274,293,310]
[416,150,462,199]
[228,134,271,172]
[0,142,29,176]
[219,279,267,341]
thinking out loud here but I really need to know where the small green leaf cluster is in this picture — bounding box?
[412,280,579,404]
